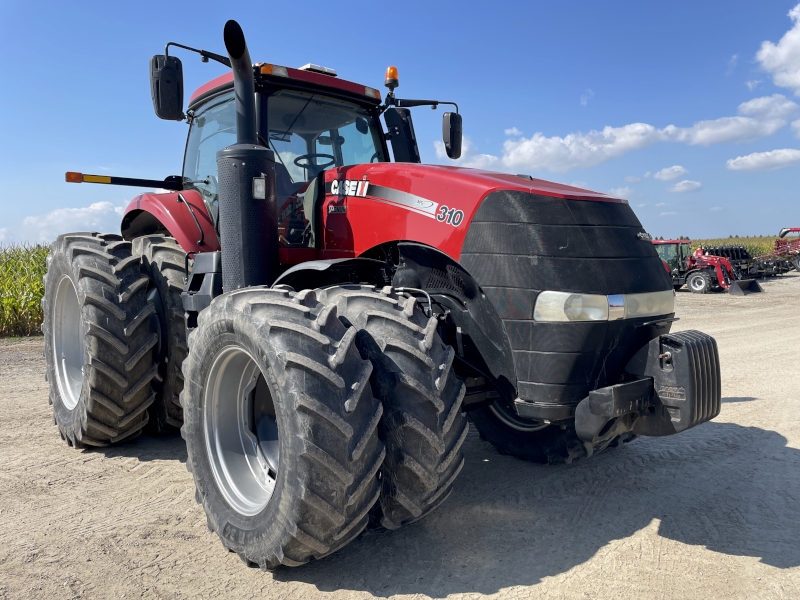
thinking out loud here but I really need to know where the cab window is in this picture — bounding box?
[182,93,236,226]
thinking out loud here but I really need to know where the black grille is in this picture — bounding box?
[460,190,673,407]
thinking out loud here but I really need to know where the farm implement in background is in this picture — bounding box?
[653,239,762,295]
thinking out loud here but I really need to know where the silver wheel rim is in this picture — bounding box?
[204,346,280,516]
[53,275,85,410]
[489,399,550,433]
[690,276,704,291]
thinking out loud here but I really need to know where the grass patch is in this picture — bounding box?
[1,244,49,337]
[691,236,776,257]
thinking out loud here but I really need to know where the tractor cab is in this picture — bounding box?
[182,81,388,247]
[652,239,692,273]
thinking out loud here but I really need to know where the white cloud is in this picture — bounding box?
[661,211,679,216]
[727,54,739,75]
[746,80,762,91]
[608,186,634,198]
[434,136,501,170]
[653,165,688,181]
[580,89,595,106]
[10,201,125,244]
[637,203,647,207]
[726,148,800,171]
[504,127,522,136]
[569,181,589,188]
[624,175,641,182]
[710,206,724,211]
[0,228,6,243]
[644,171,651,177]
[756,4,800,96]
[493,95,798,172]
[668,180,703,193]
[655,203,667,207]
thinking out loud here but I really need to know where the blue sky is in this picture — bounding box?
[1,0,798,243]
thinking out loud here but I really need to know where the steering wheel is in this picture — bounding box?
[294,153,336,170]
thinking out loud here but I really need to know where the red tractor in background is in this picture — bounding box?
[653,239,762,295]
[41,21,723,570]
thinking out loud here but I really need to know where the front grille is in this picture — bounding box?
[460,190,673,408]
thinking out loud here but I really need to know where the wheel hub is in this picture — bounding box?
[52,275,85,410]
[204,346,280,516]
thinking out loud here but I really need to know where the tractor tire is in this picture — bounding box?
[133,235,188,431]
[42,232,158,448]
[180,287,384,569]
[316,285,469,530]
[794,255,800,273]
[687,270,712,294]
[468,399,637,464]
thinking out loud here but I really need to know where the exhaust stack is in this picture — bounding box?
[216,20,278,292]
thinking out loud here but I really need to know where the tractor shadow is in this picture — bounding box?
[87,431,187,463]
[276,421,800,598]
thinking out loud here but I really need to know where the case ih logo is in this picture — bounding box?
[331,179,370,197]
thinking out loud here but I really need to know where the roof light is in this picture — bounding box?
[299,63,337,77]
[65,172,83,183]
[385,65,399,91]
[260,64,288,77]
[364,86,381,100]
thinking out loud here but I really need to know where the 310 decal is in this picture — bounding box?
[436,205,464,227]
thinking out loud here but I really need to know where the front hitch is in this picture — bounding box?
[575,330,722,449]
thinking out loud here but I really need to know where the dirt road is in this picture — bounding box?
[2,275,799,600]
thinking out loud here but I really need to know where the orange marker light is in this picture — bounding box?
[65,172,83,183]
[384,66,399,91]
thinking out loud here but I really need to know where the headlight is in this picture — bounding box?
[624,290,675,319]
[533,290,675,322]
[533,291,609,322]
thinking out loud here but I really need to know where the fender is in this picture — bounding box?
[272,258,388,290]
[120,190,219,253]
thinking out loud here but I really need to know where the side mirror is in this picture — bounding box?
[442,112,462,159]
[150,55,184,121]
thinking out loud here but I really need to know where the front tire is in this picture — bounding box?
[181,287,384,568]
[687,270,712,294]
[42,233,158,447]
[317,285,469,530]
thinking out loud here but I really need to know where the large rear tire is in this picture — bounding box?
[181,287,384,568]
[317,285,468,530]
[133,235,188,431]
[42,232,158,447]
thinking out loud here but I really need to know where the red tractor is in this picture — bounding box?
[653,239,761,295]
[42,21,722,569]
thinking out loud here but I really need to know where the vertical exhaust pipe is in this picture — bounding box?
[216,20,278,292]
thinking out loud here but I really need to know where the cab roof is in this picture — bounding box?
[189,65,381,109]
[652,239,691,244]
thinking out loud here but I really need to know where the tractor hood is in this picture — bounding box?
[320,163,624,260]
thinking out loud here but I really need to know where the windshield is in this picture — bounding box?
[266,90,386,184]
[655,244,680,270]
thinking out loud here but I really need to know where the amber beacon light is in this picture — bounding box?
[384,66,399,91]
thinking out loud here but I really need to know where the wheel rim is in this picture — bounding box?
[489,399,550,433]
[53,275,85,410]
[204,346,280,516]
[689,276,704,291]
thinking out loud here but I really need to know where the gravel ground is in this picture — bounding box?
[1,274,798,600]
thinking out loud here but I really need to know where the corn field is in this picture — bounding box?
[691,236,776,257]
[0,244,49,337]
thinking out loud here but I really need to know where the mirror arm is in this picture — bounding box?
[165,42,231,68]
[395,99,459,113]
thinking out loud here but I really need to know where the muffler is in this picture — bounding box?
[216,20,279,292]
